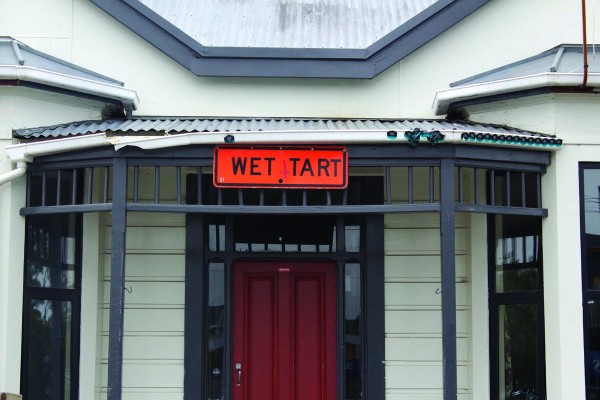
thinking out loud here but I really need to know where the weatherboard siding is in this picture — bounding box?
[384,213,473,400]
[97,212,186,399]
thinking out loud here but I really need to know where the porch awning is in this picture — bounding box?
[8,117,562,163]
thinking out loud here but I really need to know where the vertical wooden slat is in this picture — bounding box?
[154,166,160,204]
[385,167,392,205]
[41,170,47,206]
[56,170,62,205]
[104,166,109,204]
[176,166,182,205]
[133,166,139,203]
[408,166,414,204]
[71,169,77,205]
[506,171,511,207]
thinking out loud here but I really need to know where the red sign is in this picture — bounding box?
[213,146,348,189]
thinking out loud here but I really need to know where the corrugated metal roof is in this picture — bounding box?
[0,37,123,86]
[452,44,600,87]
[138,0,437,49]
[13,118,549,139]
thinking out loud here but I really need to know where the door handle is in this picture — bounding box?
[235,363,242,386]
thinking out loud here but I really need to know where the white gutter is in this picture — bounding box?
[0,161,27,187]
[3,129,560,167]
[433,72,600,115]
[5,133,110,162]
[0,65,140,110]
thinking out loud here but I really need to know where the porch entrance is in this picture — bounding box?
[232,260,337,400]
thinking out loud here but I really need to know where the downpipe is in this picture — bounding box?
[0,161,27,187]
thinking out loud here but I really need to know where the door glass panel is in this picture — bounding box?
[494,215,541,293]
[345,263,362,399]
[26,214,77,289]
[26,299,72,400]
[497,303,539,400]
[207,262,225,400]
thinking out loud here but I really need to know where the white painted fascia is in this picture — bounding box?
[0,65,140,110]
[433,72,600,115]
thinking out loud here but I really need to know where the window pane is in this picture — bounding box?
[233,215,335,253]
[345,216,361,253]
[26,215,77,289]
[207,262,225,400]
[587,301,600,399]
[494,215,541,293]
[345,263,362,399]
[26,299,72,400]
[583,169,600,289]
[497,304,539,400]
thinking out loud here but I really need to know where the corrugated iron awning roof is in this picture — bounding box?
[13,117,551,139]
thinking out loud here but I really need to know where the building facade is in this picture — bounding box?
[0,1,599,400]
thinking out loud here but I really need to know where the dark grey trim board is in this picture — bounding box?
[106,158,128,400]
[440,159,458,400]
[90,0,492,78]
[184,214,205,399]
[365,214,386,399]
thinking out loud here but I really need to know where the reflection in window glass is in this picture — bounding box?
[26,215,77,289]
[587,301,600,399]
[26,300,72,400]
[345,217,361,253]
[345,263,362,399]
[233,215,335,253]
[497,304,539,400]
[583,169,600,290]
[207,263,225,400]
[208,220,226,252]
[494,215,541,293]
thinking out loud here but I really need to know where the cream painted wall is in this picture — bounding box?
[0,0,593,119]
[0,87,107,137]
[0,145,25,395]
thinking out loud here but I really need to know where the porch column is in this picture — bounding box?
[440,158,457,400]
[107,158,128,400]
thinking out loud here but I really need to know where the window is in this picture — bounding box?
[21,214,81,400]
[489,215,545,400]
[580,165,600,399]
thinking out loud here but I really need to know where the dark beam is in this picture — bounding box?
[184,215,205,399]
[107,158,128,400]
[440,158,457,400]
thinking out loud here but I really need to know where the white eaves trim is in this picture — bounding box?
[4,128,559,164]
[433,72,600,115]
[0,65,140,110]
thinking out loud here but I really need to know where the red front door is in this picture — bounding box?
[232,261,337,400]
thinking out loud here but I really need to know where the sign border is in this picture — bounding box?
[213,145,348,189]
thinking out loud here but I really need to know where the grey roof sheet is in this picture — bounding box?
[13,118,548,139]
[452,44,600,87]
[0,38,123,86]
[138,0,437,49]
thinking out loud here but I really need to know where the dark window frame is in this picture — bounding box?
[488,214,546,400]
[579,163,600,399]
[20,213,83,400]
